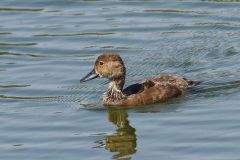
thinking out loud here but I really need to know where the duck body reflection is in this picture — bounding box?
[96,109,137,159]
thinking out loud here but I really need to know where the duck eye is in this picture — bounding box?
[99,61,104,65]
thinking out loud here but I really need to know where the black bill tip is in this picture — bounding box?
[80,69,99,83]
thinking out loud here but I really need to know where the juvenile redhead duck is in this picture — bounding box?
[80,52,199,106]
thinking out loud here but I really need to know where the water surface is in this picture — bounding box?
[1,0,240,159]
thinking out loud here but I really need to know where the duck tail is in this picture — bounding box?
[183,78,202,87]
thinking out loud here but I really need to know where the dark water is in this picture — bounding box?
[1,0,240,159]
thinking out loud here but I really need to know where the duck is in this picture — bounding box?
[80,52,199,106]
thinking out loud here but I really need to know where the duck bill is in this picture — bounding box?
[80,69,99,83]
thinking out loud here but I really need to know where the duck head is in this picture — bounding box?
[80,52,126,90]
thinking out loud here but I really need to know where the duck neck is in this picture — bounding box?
[103,77,126,104]
[109,77,125,91]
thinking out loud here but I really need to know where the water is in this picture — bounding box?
[1,0,240,159]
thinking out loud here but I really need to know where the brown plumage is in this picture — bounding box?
[80,52,199,106]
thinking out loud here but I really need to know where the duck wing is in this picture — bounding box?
[121,83,182,106]
[123,83,143,96]
[151,74,200,90]
[123,79,155,96]
[120,75,200,106]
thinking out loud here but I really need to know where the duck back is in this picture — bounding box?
[118,74,199,106]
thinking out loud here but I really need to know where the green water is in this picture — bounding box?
[1,0,240,159]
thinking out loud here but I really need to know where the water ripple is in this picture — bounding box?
[0,84,31,88]
[144,9,214,15]
[0,32,12,35]
[0,43,37,46]
[0,8,43,12]
[0,51,46,58]
[32,32,114,37]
